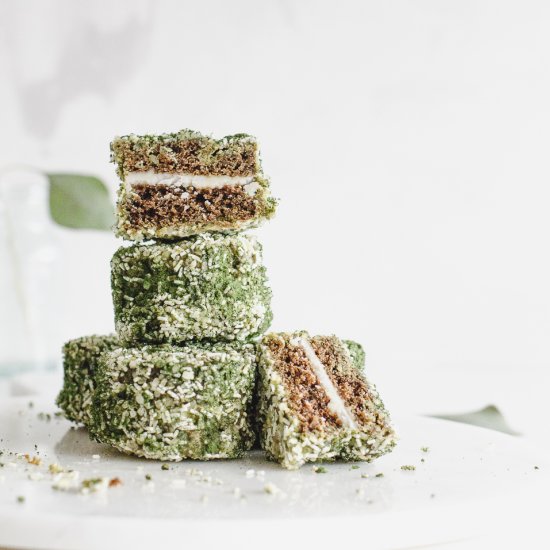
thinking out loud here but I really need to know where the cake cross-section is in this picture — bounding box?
[111,130,277,240]
[256,332,396,469]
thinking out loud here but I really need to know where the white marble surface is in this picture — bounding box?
[2,1,550,547]
[0,393,548,550]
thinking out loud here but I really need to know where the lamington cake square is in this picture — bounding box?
[111,233,272,345]
[89,342,257,460]
[111,130,277,240]
[256,332,396,469]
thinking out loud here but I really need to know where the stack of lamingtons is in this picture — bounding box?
[57,130,396,469]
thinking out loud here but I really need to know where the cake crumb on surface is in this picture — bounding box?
[264,482,283,495]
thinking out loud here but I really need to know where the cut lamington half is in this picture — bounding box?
[257,332,396,470]
[111,130,277,240]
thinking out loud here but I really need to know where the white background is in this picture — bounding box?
[1,1,550,444]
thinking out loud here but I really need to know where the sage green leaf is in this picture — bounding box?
[47,173,114,230]
[428,405,520,436]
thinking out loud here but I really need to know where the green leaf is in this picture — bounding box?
[427,405,520,436]
[47,173,114,230]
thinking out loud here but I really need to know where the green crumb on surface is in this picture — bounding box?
[421,458,425,463]
[351,465,360,470]
[375,473,384,478]
[48,463,63,474]
[16,496,25,504]
[401,465,416,471]
[263,482,282,495]
[82,478,103,489]
[161,464,170,471]
[421,446,430,453]
[145,474,152,480]
[534,466,539,470]
[313,466,327,474]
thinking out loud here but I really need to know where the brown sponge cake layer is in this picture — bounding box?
[125,183,259,229]
[111,130,259,178]
[264,335,341,432]
[310,336,390,429]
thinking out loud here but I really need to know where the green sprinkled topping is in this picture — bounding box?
[375,473,384,478]
[145,474,152,480]
[161,464,170,471]
[401,465,416,471]
[421,446,430,453]
[351,465,360,470]
[313,466,327,474]
[16,496,25,503]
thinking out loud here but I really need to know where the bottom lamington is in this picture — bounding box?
[89,342,257,461]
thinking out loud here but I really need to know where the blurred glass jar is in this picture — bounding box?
[0,169,61,376]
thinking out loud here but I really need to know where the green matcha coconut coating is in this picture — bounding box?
[89,342,257,460]
[256,332,396,470]
[111,233,272,345]
[343,340,365,371]
[111,130,277,240]
[56,334,119,425]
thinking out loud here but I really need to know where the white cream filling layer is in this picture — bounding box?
[290,337,358,430]
[126,171,260,196]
